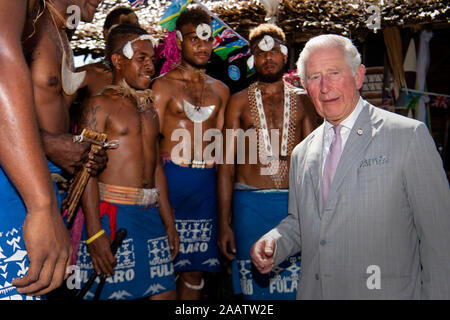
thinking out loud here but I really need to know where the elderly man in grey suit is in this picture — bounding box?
[250,34,450,299]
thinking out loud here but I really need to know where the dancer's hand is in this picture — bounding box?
[218,223,236,260]
[43,132,107,175]
[86,231,116,277]
[13,205,72,296]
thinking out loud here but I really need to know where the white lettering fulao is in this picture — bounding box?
[106,269,135,284]
[240,278,253,295]
[269,276,297,294]
[179,242,208,254]
[78,269,135,285]
[366,265,381,290]
[150,264,174,278]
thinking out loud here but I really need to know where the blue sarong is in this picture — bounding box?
[0,160,62,300]
[76,202,176,300]
[232,189,301,300]
[163,161,220,273]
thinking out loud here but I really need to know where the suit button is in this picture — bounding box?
[315,274,320,280]
[320,240,326,246]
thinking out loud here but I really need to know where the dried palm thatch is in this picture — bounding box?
[71,0,449,57]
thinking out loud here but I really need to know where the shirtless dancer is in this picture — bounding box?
[76,6,140,99]
[76,24,178,300]
[0,1,72,300]
[217,24,319,299]
[29,0,106,192]
[152,6,230,300]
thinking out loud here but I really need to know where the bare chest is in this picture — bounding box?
[246,92,286,130]
[168,82,221,123]
[107,103,157,139]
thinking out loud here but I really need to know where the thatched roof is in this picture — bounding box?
[72,0,449,57]
[212,0,449,42]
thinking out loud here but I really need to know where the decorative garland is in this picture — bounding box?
[248,81,297,189]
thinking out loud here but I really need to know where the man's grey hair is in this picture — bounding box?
[296,34,361,85]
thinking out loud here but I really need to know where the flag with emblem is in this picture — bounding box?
[158,0,193,32]
[211,18,248,61]
[214,39,247,60]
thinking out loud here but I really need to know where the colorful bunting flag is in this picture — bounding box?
[213,29,238,49]
[211,18,249,61]
[128,0,146,8]
[214,39,247,60]
[431,96,448,109]
[228,48,251,63]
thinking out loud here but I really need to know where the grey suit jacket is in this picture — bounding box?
[265,100,450,299]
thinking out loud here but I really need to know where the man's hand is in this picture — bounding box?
[166,223,180,260]
[85,147,108,176]
[250,237,276,274]
[44,133,108,175]
[218,223,236,260]
[12,206,72,296]
[86,232,116,277]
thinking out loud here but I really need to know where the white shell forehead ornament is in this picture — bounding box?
[258,35,275,51]
[257,35,288,56]
[176,24,212,42]
[196,23,212,40]
[122,35,156,59]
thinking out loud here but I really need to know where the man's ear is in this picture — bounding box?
[175,32,183,51]
[354,64,366,90]
[111,53,123,71]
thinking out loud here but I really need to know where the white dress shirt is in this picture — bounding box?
[321,97,365,175]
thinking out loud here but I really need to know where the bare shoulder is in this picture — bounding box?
[152,70,179,91]
[296,90,310,107]
[293,89,322,129]
[227,87,249,114]
[230,86,249,104]
[208,76,230,96]
[83,90,119,113]
[294,90,313,112]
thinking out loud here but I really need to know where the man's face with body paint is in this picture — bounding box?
[115,39,155,90]
[252,35,287,83]
[177,22,214,69]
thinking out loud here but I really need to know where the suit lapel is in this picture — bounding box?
[305,124,325,216]
[325,103,377,210]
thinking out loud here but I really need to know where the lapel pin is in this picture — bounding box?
[357,128,363,136]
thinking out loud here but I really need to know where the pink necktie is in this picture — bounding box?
[322,125,342,206]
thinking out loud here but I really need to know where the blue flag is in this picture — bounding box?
[159,0,193,32]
